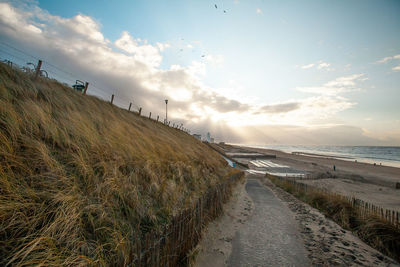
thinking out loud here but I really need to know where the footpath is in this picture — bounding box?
[194,173,309,267]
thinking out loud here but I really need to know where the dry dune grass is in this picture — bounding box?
[0,63,233,266]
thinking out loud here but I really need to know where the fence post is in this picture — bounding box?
[139,107,142,116]
[83,82,89,95]
[149,112,152,119]
[110,94,114,105]
[157,115,159,122]
[34,59,42,80]
[128,102,132,111]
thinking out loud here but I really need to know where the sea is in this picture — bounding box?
[241,145,400,169]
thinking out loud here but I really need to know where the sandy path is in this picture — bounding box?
[228,176,310,266]
[193,178,253,267]
[194,174,309,266]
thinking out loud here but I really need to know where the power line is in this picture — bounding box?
[42,59,82,82]
[0,48,30,65]
[0,41,84,83]
[0,42,38,61]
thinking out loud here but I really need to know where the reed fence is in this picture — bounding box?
[268,175,400,228]
[127,171,244,267]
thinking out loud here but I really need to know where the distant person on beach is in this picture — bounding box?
[333,165,336,171]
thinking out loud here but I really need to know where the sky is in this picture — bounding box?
[0,0,399,145]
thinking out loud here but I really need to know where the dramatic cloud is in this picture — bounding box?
[0,1,386,144]
[296,74,366,96]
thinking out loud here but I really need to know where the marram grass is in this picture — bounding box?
[0,63,233,266]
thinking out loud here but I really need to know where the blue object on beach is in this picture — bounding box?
[232,162,236,168]
[333,165,336,171]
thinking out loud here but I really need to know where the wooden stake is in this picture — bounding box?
[83,82,89,95]
[149,112,152,119]
[139,107,142,115]
[157,115,159,122]
[34,60,42,80]
[110,94,114,105]
[128,102,132,111]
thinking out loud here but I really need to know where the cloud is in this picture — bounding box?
[317,62,330,69]
[205,54,224,66]
[296,74,366,96]
[260,102,301,113]
[301,63,315,69]
[300,60,332,70]
[376,54,400,64]
[376,54,400,71]
[115,31,164,67]
[256,8,263,14]
[229,124,396,146]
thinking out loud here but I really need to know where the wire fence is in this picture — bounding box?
[0,41,191,133]
[268,175,400,228]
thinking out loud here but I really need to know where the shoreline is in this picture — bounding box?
[231,144,400,169]
[233,144,400,182]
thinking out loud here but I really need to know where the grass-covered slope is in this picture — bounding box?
[0,63,233,265]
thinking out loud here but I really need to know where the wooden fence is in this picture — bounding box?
[128,171,244,267]
[1,58,191,134]
[269,175,400,228]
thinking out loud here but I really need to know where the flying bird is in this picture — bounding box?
[215,4,217,9]
[224,10,227,13]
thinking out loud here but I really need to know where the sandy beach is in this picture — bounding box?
[223,144,400,212]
